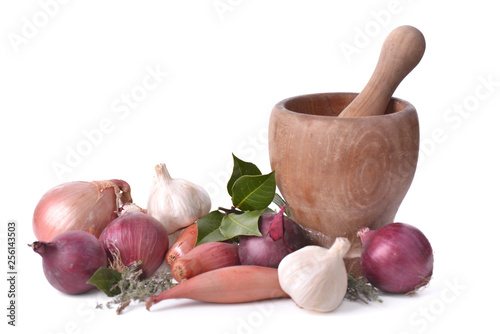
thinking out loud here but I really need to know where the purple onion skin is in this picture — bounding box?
[359,223,434,294]
[238,209,307,268]
[30,230,107,295]
[99,212,169,278]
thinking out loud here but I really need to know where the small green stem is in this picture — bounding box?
[218,206,244,215]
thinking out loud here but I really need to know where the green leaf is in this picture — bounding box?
[227,154,262,196]
[196,210,226,246]
[231,171,276,211]
[87,267,123,297]
[220,210,263,239]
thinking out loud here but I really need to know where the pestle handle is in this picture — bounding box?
[338,25,425,118]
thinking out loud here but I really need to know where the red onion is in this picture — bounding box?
[99,204,169,278]
[29,230,107,294]
[358,223,433,294]
[33,179,132,242]
[238,207,307,268]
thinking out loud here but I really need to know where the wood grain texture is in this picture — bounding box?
[338,25,425,118]
[268,92,419,274]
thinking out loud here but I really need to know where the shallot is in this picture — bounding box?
[99,204,169,278]
[165,223,198,267]
[146,265,288,310]
[32,179,132,242]
[238,206,307,268]
[29,230,107,294]
[171,241,239,281]
[358,223,433,294]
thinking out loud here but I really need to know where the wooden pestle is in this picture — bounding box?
[338,25,425,118]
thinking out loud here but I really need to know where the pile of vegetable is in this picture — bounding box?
[29,154,433,314]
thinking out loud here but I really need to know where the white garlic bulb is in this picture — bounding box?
[277,237,351,312]
[147,163,211,234]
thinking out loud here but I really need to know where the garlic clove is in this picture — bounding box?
[278,237,351,312]
[147,163,211,234]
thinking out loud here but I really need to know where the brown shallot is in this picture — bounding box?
[33,179,132,242]
[171,241,239,282]
[165,223,198,267]
[146,265,288,310]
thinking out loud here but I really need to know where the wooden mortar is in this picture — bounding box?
[268,92,419,274]
[269,26,424,274]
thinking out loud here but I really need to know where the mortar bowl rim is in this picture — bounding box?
[273,92,416,119]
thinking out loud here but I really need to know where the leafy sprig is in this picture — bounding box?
[88,247,176,315]
[91,263,176,314]
[196,154,287,245]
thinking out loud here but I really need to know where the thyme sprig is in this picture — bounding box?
[97,262,176,314]
[345,274,382,304]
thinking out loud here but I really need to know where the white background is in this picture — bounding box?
[1,1,499,333]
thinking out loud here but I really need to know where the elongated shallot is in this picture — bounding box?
[146,265,288,310]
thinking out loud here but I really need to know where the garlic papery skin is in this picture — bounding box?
[277,237,351,312]
[147,163,211,235]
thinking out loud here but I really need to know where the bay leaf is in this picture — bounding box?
[227,154,262,196]
[220,210,263,239]
[231,171,276,211]
[195,210,225,245]
[87,267,123,297]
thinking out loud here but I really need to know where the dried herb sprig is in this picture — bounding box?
[95,262,176,314]
[345,274,382,304]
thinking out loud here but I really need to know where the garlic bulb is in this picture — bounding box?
[147,163,211,234]
[277,237,351,312]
